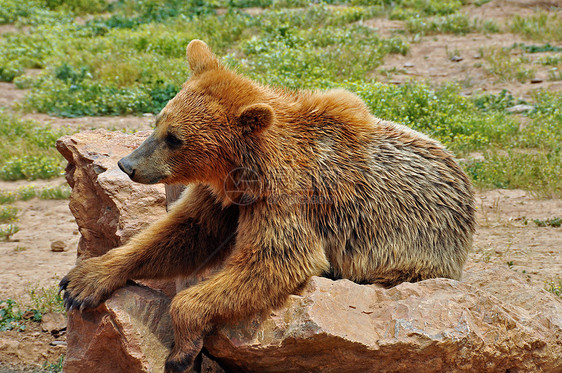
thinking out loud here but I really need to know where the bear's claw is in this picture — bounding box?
[58,276,69,295]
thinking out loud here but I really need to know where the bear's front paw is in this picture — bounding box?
[59,258,126,311]
[164,338,203,373]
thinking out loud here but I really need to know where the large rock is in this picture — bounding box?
[64,285,174,373]
[64,283,224,373]
[56,129,167,260]
[58,130,562,372]
[206,266,562,372]
[57,130,177,373]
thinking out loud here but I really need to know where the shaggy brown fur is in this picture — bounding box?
[60,40,475,373]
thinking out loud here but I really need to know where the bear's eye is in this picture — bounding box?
[165,132,182,149]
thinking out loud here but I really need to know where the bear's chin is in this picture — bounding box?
[130,174,164,185]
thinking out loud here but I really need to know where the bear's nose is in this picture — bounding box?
[118,158,136,180]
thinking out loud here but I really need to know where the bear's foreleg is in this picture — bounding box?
[165,213,330,373]
[60,184,238,311]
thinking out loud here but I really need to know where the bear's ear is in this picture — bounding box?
[237,103,275,133]
[186,39,220,74]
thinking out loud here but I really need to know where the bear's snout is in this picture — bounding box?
[118,157,136,180]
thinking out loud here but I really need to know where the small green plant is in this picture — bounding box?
[42,355,65,373]
[545,280,562,298]
[0,284,65,332]
[38,185,72,200]
[0,191,16,204]
[0,224,19,241]
[18,185,37,201]
[533,217,561,228]
[29,285,65,315]
[0,205,18,223]
[512,43,562,53]
[0,298,40,331]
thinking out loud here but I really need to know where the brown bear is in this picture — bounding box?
[60,40,475,373]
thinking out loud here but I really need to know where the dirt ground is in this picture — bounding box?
[367,0,562,99]
[1,0,561,370]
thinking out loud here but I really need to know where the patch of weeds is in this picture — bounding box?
[38,185,71,200]
[511,43,562,53]
[389,0,463,20]
[405,13,473,35]
[510,13,562,42]
[28,285,65,315]
[14,245,28,252]
[0,113,71,180]
[0,191,16,204]
[0,299,27,331]
[473,89,521,112]
[348,82,519,153]
[0,298,41,331]
[539,54,562,66]
[18,185,37,201]
[41,355,65,373]
[545,280,562,298]
[234,25,408,89]
[44,0,108,14]
[0,156,64,180]
[464,150,562,198]
[0,185,71,203]
[479,18,500,33]
[0,205,18,223]
[533,217,561,228]
[547,67,562,81]
[481,46,536,83]
[0,285,65,331]
[0,224,19,240]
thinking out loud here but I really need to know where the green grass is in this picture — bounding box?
[0,112,71,180]
[0,284,64,331]
[481,46,536,83]
[405,13,474,35]
[0,185,72,203]
[0,205,18,223]
[38,185,72,199]
[510,13,562,42]
[533,217,561,228]
[0,0,560,195]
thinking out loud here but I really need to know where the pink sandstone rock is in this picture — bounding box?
[205,270,562,372]
[56,129,166,260]
[64,285,174,373]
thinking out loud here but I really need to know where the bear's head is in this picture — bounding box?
[118,40,275,190]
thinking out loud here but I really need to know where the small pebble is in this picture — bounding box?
[403,62,414,68]
[530,78,543,84]
[450,55,463,62]
[51,240,66,252]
